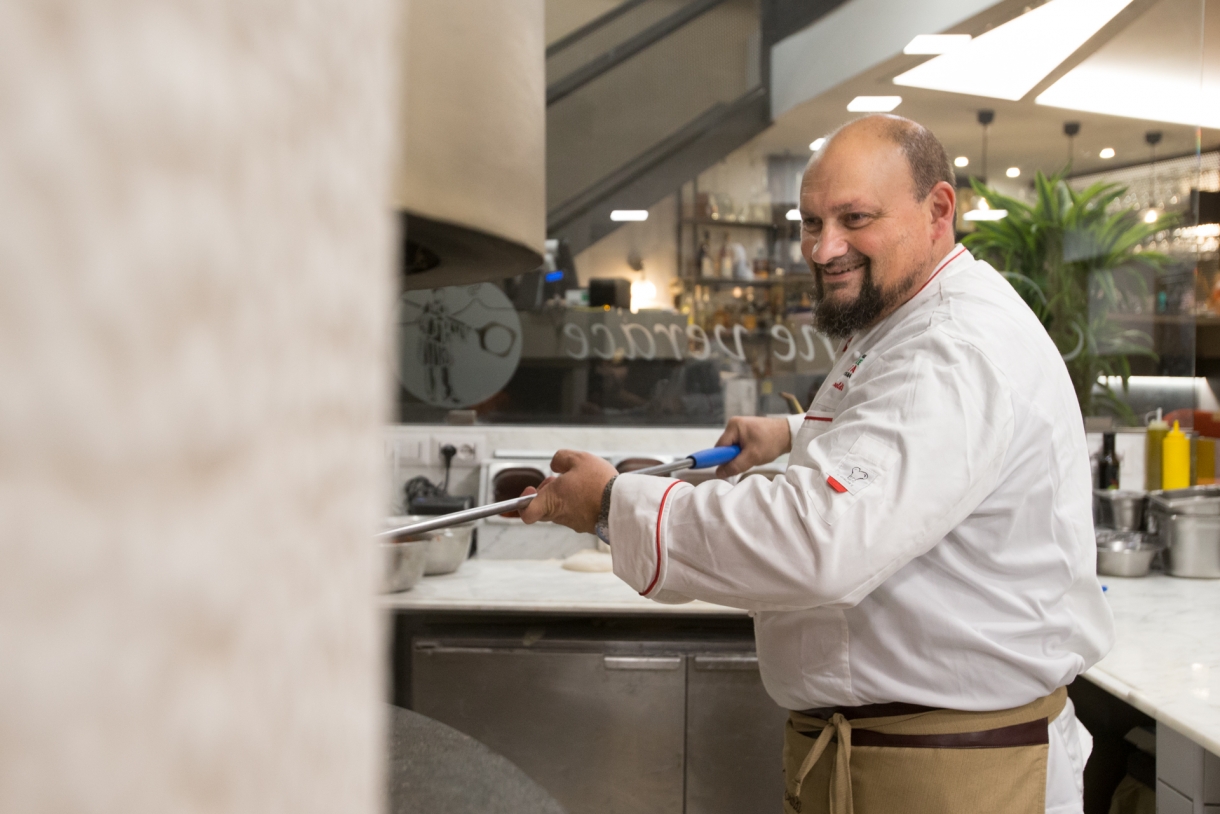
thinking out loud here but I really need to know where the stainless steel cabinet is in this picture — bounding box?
[413,638,687,814]
[687,653,787,814]
[412,634,785,814]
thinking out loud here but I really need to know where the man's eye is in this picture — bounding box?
[803,218,821,230]
[844,213,869,225]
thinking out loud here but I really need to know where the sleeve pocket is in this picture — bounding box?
[819,433,898,525]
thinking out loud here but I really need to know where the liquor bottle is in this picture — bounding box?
[741,288,758,332]
[718,233,732,279]
[697,231,714,278]
[753,244,769,278]
[1097,432,1120,490]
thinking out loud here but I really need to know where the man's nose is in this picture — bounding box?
[808,224,849,266]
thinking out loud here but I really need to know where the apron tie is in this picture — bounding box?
[795,712,854,814]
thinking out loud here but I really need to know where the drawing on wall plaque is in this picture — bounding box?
[397,284,521,407]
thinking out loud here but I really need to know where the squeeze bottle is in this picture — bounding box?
[1162,420,1191,490]
[1145,409,1168,491]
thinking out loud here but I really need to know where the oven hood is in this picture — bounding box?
[395,0,546,291]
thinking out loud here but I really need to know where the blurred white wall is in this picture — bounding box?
[0,2,396,812]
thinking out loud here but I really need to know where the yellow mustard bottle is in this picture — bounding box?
[1162,420,1191,490]
[1145,410,1169,491]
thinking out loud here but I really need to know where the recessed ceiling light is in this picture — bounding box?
[903,34,972,55]
[1006,167,1021,178]
[847,96,902,112]
[610,210,648,222]
[893,0,1134,101]
[810,137,826,151]
[786,209,802,221]
[1099,147,1116,159]
[954,156,969,168]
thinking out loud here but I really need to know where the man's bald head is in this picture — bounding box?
[809,115,955,202]
[796,114,959,338]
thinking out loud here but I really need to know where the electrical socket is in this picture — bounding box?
[393,433,430,465]
[430,434,485,467]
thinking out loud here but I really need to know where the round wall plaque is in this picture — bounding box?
[397,283,522,408]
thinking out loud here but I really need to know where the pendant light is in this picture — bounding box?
[1144,130,1163,224]
[978,109,994,183]
[1063,121,1080,171]
[963,110,1007,222]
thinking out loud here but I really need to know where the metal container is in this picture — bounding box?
[388,515,473,576]
[380,539,430,593]
[1092,490,1147,531]
[1148,487,1220,578]
[1096,529,1159,577]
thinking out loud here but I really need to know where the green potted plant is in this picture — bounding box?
[962,170,1177,422]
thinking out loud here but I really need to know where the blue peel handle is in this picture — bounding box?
[687,445,742,470]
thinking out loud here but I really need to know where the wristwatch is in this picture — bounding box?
[594,476,617,545]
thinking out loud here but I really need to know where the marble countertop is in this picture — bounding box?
[382,561,1219,752]
[379,558,746,615]
[1085,574,1220,755]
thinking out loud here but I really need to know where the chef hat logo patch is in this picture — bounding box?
[846,467,869,483]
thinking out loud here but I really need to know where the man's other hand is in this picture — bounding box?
[714,416,792,478]
[518,450,618,535]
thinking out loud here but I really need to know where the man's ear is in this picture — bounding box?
[928,181,956,239]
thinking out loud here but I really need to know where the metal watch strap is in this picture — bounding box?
[594,476,617,545]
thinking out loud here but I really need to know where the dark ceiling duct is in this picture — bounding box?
[396,0,546,291]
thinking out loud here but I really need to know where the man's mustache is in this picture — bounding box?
[814,254,870,276]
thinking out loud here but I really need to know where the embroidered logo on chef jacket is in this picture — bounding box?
[824,434,894,502]
[843,353,867,379]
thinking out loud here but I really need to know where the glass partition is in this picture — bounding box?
[399,0,1217,429]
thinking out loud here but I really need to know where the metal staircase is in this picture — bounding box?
[546,0,849,254]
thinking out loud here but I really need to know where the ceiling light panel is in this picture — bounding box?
[903,34,972,55]
[610,210,648,222]
[810,137,826,151]
[964,209,1008,221]
[847,95,902,112]
[893,0,1134,101]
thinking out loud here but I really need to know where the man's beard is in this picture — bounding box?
[812,250,926,339]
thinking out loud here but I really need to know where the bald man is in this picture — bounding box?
[521,115,1113,814]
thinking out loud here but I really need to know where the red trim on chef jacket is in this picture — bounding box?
[642,481,684,596]
[804,415,833,422]
[913,246,967,298]
[827,476,848,493]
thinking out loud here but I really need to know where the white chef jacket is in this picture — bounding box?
[609,244,1114,711]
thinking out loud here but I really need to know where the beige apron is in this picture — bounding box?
[783,687,1067,814]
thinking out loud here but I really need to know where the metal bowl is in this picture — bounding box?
[387,516,473,576]
[1097,546,1159,577]
[1093,490,1147,531]
[1096,529,1159,577]
[380,539,430,593]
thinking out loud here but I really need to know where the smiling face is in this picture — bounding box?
[798,117,956,338]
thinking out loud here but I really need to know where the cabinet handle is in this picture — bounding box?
[603,655,682,671]
[693,654,758,671]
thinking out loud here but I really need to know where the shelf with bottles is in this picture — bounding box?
[685,224,804,282]
[679,277,816,342]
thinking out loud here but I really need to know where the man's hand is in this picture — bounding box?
[518,450,618,535]
[714,416,792,478]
